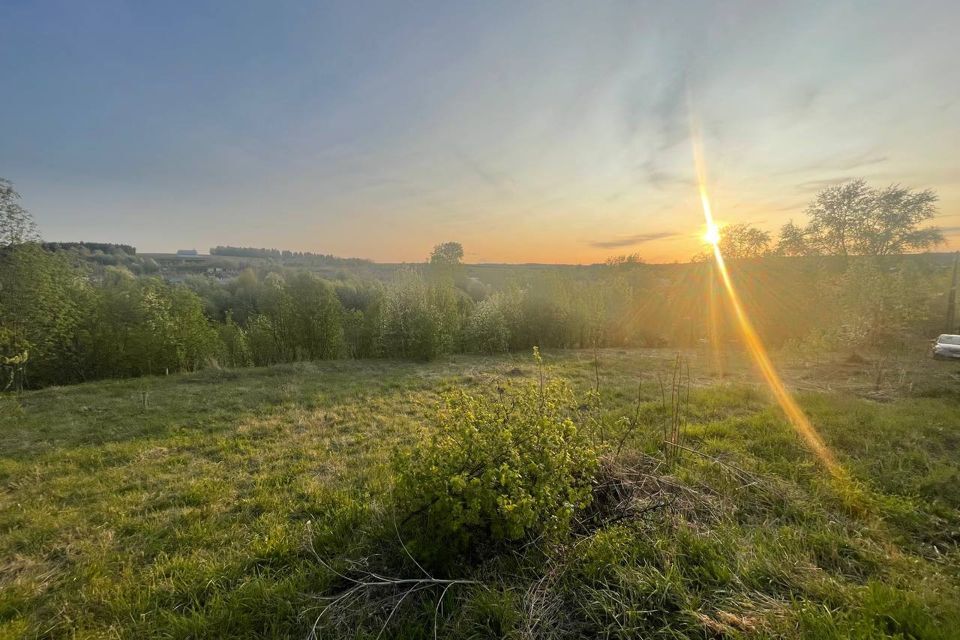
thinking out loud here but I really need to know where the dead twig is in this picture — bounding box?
[304,524,478,640]
[614,380,644,458]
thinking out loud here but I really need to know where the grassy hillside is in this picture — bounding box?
[2,349,960,639]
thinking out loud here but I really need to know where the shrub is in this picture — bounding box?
[217,312,252,368]
[246,313,282,366]
[379,269,460,360]
[395,359,599,563]
[463,293,510,354]
[277,272,345,360]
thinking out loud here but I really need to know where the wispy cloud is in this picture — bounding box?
[795,176,856,193]
[588,231,678,249]
[639,158,694,190]
[449,147,515,195]
[777,152,889,177]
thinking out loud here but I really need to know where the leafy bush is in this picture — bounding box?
[217,312,252,368]
[0,245,89,385]
[380,269,461,360]
[246,313,282,366]
[463,293,510,354]
[78,271,220,378]
[276,272,345,360]
[396,357,599,563]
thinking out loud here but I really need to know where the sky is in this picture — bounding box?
[1,0,958,263]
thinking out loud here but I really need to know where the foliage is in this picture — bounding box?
[395,368,599,561]
[717,222,771,259]
[775,219,809,256]
[1,172,955,391]
[210,245,371,264]
[0,178,38,247]
[0,245,88,385]
[429,241,464,266]
[463,293,510,353]
[605,253,645,266]
[693,223,771,261]
[833,257,938,347]
[217,311,252,368]
[380,269,461,360]
[80,270,220,378]
[0,247,222,385]
[795,179,943,256]
[246,313,283,366]
[42,241,137,254]
[272,272,344,361]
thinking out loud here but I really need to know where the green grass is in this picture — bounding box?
[2,349,959,638]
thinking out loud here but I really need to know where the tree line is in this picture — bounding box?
[699,179,943,260]
[1,177,951,390]
[210,245,372,265]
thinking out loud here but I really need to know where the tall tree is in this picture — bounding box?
[856,184,942,255]
[799,179,942,256]
[0,178,39,247]
[804,179,871,257]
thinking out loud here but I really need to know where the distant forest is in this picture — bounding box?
[211,245,371,264]
[42,241,137,254]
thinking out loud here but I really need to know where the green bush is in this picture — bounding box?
[396,359,599,562]
[463,293,510,354]
[380,269,461,360]
[246,313,282,366]
[217,312,252,368]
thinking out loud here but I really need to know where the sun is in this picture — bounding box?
[703,222,721,246]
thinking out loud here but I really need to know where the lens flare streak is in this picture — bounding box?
[691,132,840,476]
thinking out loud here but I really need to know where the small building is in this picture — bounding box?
[176,249,198,256]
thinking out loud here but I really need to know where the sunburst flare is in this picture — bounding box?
[690,122,840,476]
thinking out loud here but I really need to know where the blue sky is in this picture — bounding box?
[2,0,958,262]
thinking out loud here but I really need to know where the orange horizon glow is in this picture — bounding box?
[691,124,840,477]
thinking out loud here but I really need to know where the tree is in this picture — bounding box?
[0,178,39,247]
[798,179,942,257]
[0,245,88,385]
[380,269,462,360]
[279,272,344,360]
[429,241,464,266]
[604,253,645,266]
[858,184,942,255]
[464,293,510,353]
[717,223,771,259]
[775,220,810,256]
[803,179,871,257]
[690,223,770,262]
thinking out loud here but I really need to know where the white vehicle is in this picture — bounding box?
[931,334,960,360]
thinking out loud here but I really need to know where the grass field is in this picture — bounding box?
[2,349,960,639]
